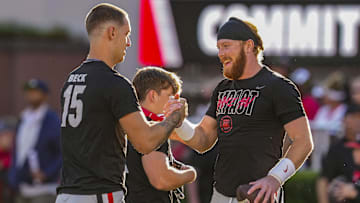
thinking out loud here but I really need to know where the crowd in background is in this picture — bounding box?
[0,65,359,203]
[0,79,61,203]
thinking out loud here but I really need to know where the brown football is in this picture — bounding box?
[236,184,270,203]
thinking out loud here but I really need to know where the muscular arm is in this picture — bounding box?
[180,116,218,154]
[249,116,313,203]
[282,134,293,157]
[283,116,314,169]
[120,110,182,154]
[142,151,196,191]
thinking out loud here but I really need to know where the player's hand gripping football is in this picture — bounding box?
[236,184,257,203]
[243,175,280,203]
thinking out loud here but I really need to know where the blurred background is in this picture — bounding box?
[0,0,359,202]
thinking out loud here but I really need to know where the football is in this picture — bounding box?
[236,184,270,203]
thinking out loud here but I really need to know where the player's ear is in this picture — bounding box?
[245,39,254,54]
[147,89,157,103]
[106,26,116,40]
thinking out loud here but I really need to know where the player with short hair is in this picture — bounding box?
[172,17,313,203]
[126,66,197,203]
[55,3,186,203]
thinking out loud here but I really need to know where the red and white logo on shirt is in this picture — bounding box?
[216,89,260,117]
[220,115,233,133]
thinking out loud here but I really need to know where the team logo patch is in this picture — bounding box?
[220,115,233,133]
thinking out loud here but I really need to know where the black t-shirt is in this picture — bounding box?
[206,66,305,197]
[57,60,140,195]
[126,113,176,203]
[321,139,355,182]
[126,140,171,203]
[321,139,360,203]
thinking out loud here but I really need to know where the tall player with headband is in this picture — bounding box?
[171,17,313,203]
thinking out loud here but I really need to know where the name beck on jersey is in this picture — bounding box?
[68,74,87,83]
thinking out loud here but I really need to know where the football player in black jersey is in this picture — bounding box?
[56,3,186,203]
[126,67,197,203]
[171,17,313,203]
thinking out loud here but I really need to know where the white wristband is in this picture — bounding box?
[268,158,296,185]
[174,119,195,141]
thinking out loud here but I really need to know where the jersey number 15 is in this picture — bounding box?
[61,85,86,128]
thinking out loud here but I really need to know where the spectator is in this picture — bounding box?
[316,104,360,203]
[267,56,291,77]
[290,67,320,121]
[331,138,360,203]
[350,76,360,106]
[8,79,61,203]
[311,71,348,171]
[0,121,14,203]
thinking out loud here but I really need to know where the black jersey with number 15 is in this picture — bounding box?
[57,60,140,195]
